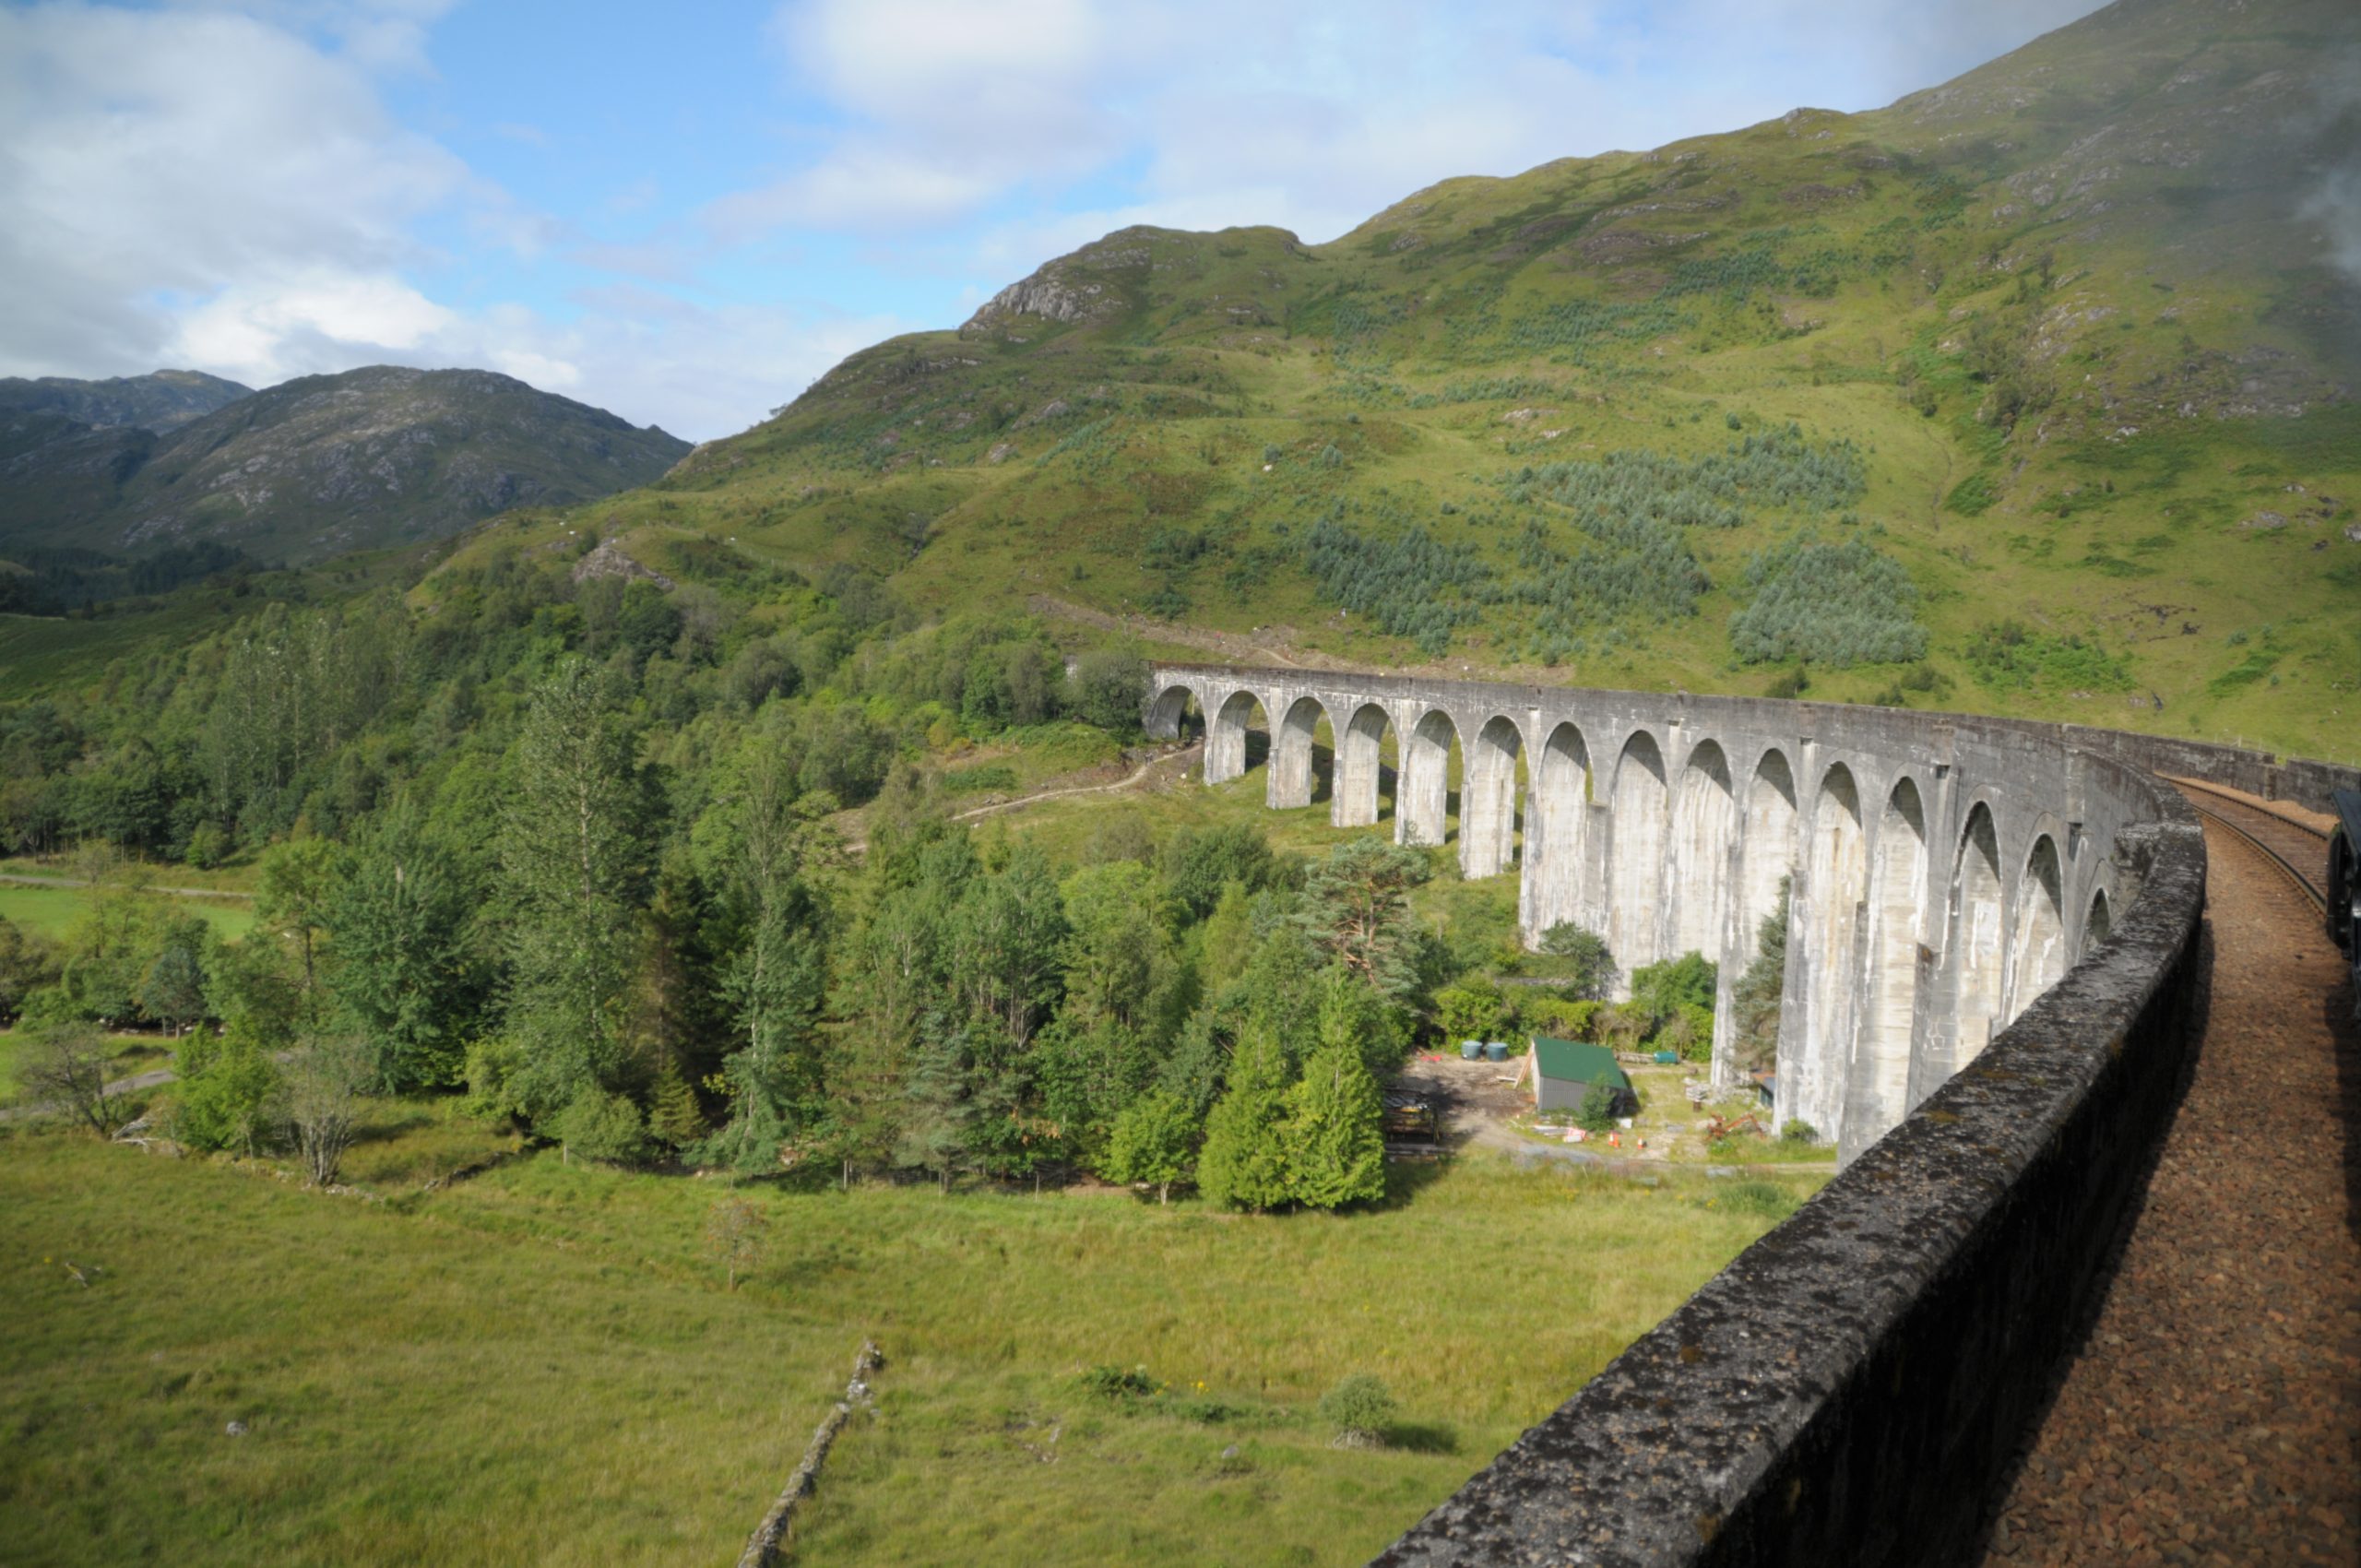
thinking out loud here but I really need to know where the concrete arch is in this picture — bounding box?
[1145,682,1199,741]
[2006,835,2070,1022]
[1398,708,1458,849]
[1738,748,1799,950]
[1669,740,1737,962]
[1950,802,2007,1069]
[1207,688,1269,786]
[1608,731,1670,984]
[1270,695,1331,809]
[1848,776,1927,1152]
[1334,702,1395,829]
[1524,720,1592,940]
[2082,887,2113,955]
[1797,762,1867,1134]
[1463,714,1525,877]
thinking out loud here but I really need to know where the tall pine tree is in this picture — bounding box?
[500,658,647,1124]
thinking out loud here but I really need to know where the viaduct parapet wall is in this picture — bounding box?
[1142,662,2354,1567]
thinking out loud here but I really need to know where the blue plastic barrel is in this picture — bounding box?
[1461,1039,1483,1060]
[1484,1040,1508,1063]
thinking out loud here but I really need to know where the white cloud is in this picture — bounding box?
[732,0,2109,246]
[0,4,463,375]
[170,271,456,382]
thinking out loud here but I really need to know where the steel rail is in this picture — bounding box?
[2181,796,2328,912]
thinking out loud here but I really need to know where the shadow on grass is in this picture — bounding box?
[1383,1420,1462,1455]
[347,1108,435,1147]
[1373,1157,1453,1210]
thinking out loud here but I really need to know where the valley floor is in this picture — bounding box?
[0,1107,1820,1567]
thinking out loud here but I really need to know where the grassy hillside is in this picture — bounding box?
[422,0,2357,761]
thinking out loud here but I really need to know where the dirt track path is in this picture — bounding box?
[840,742,1201,855]
[1979,821,2360,1567]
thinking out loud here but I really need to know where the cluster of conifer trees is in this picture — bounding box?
[0,536,1450,1208]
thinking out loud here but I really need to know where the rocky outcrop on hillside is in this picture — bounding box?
[0,365,690,563]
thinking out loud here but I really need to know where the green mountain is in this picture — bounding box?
[442,0,2355,761]
[0,369,253,434]
[0,366,691,564]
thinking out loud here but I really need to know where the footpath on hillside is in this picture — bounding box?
[1977,820,2359,1568]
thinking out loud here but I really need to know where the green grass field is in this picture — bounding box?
[0,1105,1820,1567]
[0,882,255,944]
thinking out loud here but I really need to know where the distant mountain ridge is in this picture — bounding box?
[0,365,691,564]
[0,369,252,434]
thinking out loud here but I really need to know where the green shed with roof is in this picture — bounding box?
[1520,1035,1637,1115]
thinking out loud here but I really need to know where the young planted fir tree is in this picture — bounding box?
[1197,1021,1292,1212]
[1283,975,1387,1211]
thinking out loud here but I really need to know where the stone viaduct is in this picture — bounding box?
[1146,663,2131,1160]
[1145,660,2361,1566]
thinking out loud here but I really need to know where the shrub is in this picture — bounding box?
[1577,1080,1620,1134]
[1655,1003,1716,1063]
[1434,983,1506,1044]
[1318,1373,1398,1448]
[552,1088,652,1166]
[702,1196,769,1291]
[184,822,230,870]
[1537,921,1616,1000]
[1102,1090,1199,1204]
[1730,878,1789,1074]
[1781,1119,1820,1145]
[172,1026,280,1155]
[1629,951,1715,1016]
[1082,1364,1157,1401]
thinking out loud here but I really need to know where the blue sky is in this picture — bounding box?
[0,0,2107,441]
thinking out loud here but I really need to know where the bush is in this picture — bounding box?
[1629,951,1715,1016]
[1081,1364,1157,1401]
[1537,922,1616,1001]
[1577,1080,1620,1134]
[1781,1118,1820,1145]
[1318,1373,1398,1448]
[1655,1003,1716,1063]
[1433,983,1506,1044]
[1522,995,1600,1040]
[184,822,230,870]
[552,1088,652,1166]
[172,1027,280,1155]
[1064,648,1149,733]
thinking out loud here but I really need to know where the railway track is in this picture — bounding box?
[2166,777,2330,912]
